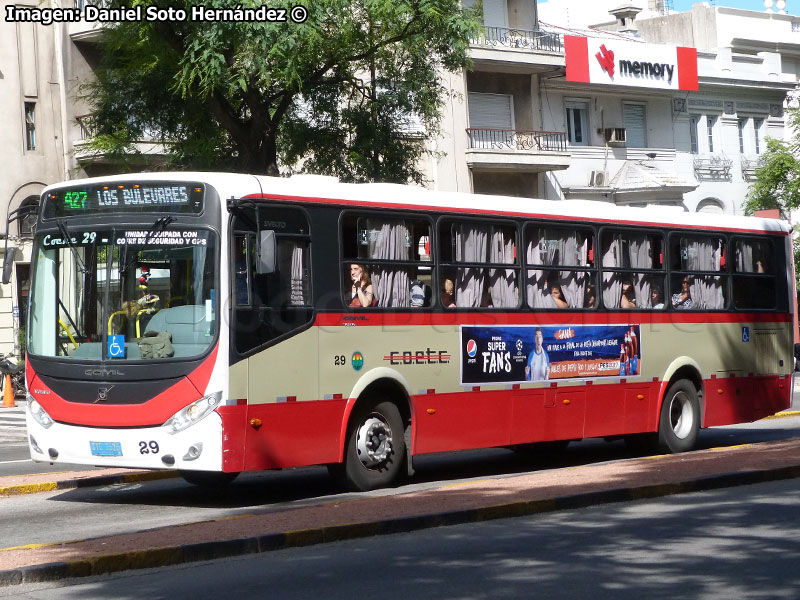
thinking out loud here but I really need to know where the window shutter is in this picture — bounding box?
[468,93,513,130]
[623,104,647,148]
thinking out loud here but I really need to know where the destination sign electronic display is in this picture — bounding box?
[42,182,204,219]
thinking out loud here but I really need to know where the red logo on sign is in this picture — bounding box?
[596,44,615,77]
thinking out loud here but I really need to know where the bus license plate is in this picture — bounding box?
[90,441,123,457]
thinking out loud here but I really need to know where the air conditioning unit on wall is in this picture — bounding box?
[589,170,609,187]
[603,127,627,144]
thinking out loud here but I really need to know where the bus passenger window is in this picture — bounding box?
[342,215,432,308]
[524,227,593,309]
[733,238,776,309]
[440,221,520,309]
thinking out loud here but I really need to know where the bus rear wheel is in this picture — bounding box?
[658,380,700,454]
[179,470,239,488]
[337,400,405,492]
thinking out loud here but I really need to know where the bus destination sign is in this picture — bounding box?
[43,182,204,219]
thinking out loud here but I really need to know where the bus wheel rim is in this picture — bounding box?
[356,416,393,468]
[669,391,693,439]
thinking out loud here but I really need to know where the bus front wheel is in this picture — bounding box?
[337,400,406,492]
[658,380,700,454]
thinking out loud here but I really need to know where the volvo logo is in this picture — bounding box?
[84,368,125,377]
[95,386,114,404]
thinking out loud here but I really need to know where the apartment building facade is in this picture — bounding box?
[430,0,798,215]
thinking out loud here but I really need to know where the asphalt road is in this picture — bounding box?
[1,416,799,551]
[5,477,799,599]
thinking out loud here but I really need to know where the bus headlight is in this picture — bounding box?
[29,397,54,429]
[162,392,222,435]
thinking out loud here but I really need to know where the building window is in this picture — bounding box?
[623,103,646,148]
[738,118,746,154]
[754,118,763,154]
[24,103,36,151]
[565,101,589,146]
[689,115,699,154]
[707,115,716,154]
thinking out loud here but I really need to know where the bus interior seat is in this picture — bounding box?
[144,305,211,357]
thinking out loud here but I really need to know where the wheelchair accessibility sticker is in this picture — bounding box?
[742,327,750,343]
[108,334,126,358]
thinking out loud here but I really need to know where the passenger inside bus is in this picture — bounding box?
[584,283,596,308]
[620,279,637,309]
[672,275,694,309]
[441,278,456,307]
[547,277,569,309]
[349,263,376,307]
[651,284,665,309]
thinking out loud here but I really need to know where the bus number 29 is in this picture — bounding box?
[139,441,159,455]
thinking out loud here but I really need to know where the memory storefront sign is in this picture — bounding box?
[565,35,698,91]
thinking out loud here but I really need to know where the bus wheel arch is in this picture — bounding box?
[657,362,704,453]
[333,373,412,491]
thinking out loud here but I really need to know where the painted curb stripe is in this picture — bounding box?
[2,463,800,587]
[0,470,177,497]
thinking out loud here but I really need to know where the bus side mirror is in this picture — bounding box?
[1,249,15,285]
[256,230,276,275]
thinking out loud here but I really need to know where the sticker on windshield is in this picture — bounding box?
[108,334,126,358]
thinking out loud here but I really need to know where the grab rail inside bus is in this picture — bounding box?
[58,320,78,350]
[108,307,159,338]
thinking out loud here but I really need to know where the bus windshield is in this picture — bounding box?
[28,226,217,361]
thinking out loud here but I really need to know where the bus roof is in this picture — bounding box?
[43,172,791,235]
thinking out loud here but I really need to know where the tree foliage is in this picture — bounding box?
[82,0,479,182]
[744,107,800,286]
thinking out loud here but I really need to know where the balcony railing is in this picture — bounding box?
[693,154,733,181]
[470,26,564,53]
[741,156,764,181]
[466,128,568,153]
[76,114,96,140]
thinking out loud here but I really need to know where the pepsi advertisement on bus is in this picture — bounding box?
[460,324,641,385]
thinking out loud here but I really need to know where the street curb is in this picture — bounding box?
[2,462,800,587]
[0,470,177,498]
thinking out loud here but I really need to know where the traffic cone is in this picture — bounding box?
[2,374,14,408]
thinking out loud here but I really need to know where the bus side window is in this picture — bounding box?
[343,215,432,308]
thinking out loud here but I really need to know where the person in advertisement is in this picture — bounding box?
[525,327,550,381]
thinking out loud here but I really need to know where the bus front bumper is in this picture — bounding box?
[25,409,224,472]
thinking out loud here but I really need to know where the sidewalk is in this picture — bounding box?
[2,436,800,586]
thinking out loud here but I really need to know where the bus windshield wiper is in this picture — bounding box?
[121,215,175,273]
[56,219,88,274]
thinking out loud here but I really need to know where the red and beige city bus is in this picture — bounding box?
[21,173,795,490]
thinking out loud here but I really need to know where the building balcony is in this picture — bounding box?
[692,155,733,182]
[741,156,763,181]
[469,26,565,74]
[73,115,169,169]
[465,128,571,172]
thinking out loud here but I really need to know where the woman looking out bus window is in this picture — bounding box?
[350,264,375,307]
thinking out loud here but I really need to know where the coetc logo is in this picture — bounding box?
[466,339,478,358]
[351,351,364,371]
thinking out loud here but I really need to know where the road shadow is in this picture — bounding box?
[44,422,800,512]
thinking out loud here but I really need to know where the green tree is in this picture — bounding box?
[744,107,800,285]
[82,0,479,183]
